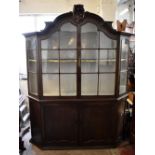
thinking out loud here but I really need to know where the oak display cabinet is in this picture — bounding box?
[24,5,132,149]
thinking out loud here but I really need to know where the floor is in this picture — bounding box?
[21,131,134,155]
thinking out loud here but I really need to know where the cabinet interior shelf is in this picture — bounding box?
[41,48,117,50]
[121,59,127,61]
[28,59,37,62]
[41,72,115,74]
[120,70,127,72]
[41,59,116,63]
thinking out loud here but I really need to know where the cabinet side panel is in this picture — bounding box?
[116,98,126,141]
[29,98,42,144]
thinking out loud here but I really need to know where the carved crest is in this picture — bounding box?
[73,4,85,23]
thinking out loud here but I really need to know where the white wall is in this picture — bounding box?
[19,0,100,14]
[19,0,117,21]
[100,0,117,21]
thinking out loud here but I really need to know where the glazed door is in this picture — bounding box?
[41,22,117,97]
[80,23,117,96]
[41,23,77,97]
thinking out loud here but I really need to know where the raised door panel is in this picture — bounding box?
[43,103,78,145]
[80,102,116,145]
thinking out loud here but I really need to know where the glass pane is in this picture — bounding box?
[81,50,98,59]
[27,38,36,50]
[99,74,115,95]
[42,61,59,73]
[81,23,98,48]
[100,32,116,48]
[120,60,128,71]
[28,49,37,60]
[119,85,126,94]
[121,52,128,59]
[28,61,37,72]
[81,74,98,95]
[60,50,76,59]
[60,23,77,49]
[42,50,59,60]
[81,60,98,73]
[100,50,116,60]
[41,32,59,49]
[81,50,98,73]
[99,61,115,72]
[27,38,37,59]
[42,74,59,96]
[119,38,128,95]
[60,60,76,73]
[119,71,127,94]
[28,73,38,95]
[121,38,129,59]
[60,74,76,96]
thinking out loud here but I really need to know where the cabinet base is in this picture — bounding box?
[30,138,119,150]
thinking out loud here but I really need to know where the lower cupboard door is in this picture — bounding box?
[43,104,78,146]
[80,104,116,145]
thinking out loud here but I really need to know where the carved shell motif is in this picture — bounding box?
[73,4,85,23]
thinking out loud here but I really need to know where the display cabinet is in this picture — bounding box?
[24,5,133,149]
